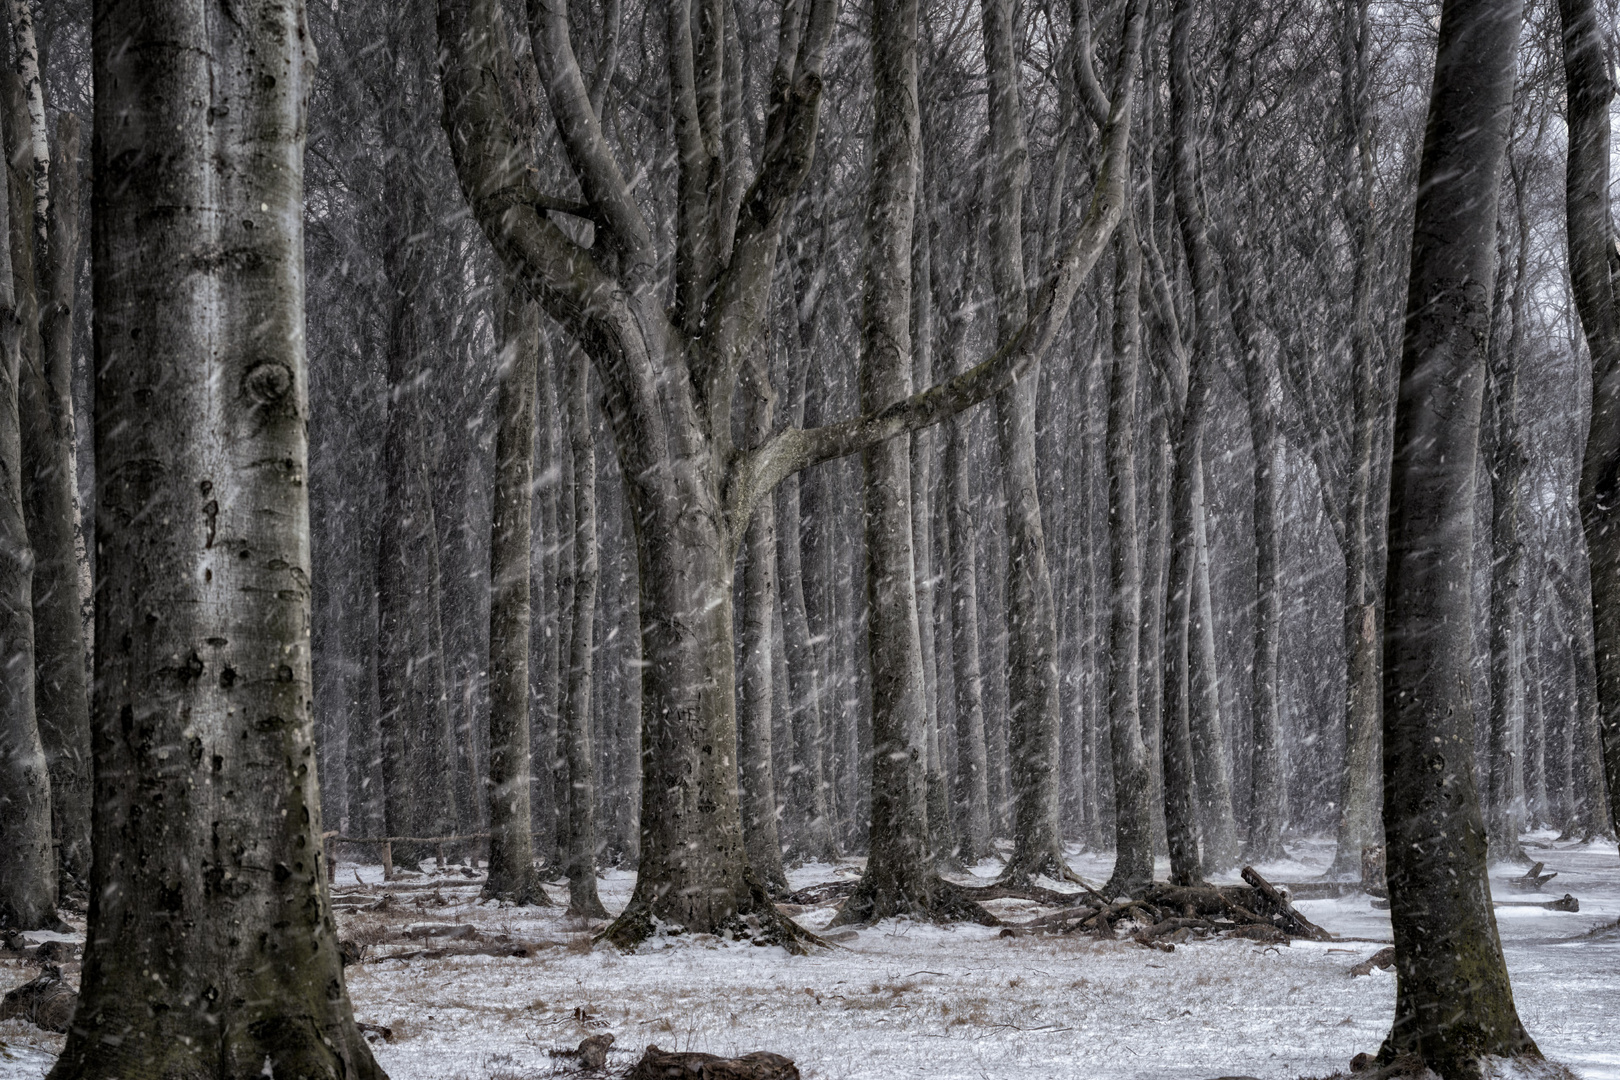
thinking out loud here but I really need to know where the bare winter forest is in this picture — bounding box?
[2,0,1619,1077]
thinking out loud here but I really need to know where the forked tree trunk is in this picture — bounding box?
[1379,0,1537,1071]
[561,346,608,919]
[49,3,382,1074]
[1562,0,1620,843]
[483,270,549,904]
[0,61,55,932]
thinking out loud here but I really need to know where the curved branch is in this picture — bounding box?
[526,0,654,266]
[725,0,1142,531]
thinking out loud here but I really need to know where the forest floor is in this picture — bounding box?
[2,833,1616,1080]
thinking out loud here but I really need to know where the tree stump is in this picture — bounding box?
[626,1045,800,1080]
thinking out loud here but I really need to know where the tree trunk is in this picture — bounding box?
[837,0,988,926]
[1485,235,1528,861]
[561,345,608,919]
[739,367,789,892]
[50,3,382,1073]
[946,416,993,864]
[1379,0,1537,1070]
[776,368,838,863]
[532,342,562,867]
[1561,0,1620,843]
[1329,0,1385,881]
[22,108,91,895]
[1105,216,1156,896]
[1163,0,1220,887]
[483,270,549,904]
[0,60,55,932]
[376,307,439,870]
[1231,267,1285,863]
[1189,454,1238,873]
[981,0,1068,886]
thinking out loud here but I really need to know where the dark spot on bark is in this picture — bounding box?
[212,754,224,772]
[263,74,277,89]
[278,665,293,682]
[273,863,291,883]
[220,665,237,689]
[120,704,133,737]
[206,637,226,647]
[243,362,294,406]
[179,651,205,682]
[242,218,254,229]
[188,738,203,767]
[121,632,132,653]
[255,716,288,732]
[239,546,251,559]
[200,480,212,496]
[204,499,218,547]
[158,882,183,912]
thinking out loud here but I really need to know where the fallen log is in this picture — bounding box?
[1509,862,1558,892]
[0,966,76,1032]
[1495,894,1578,912]
[627,1045,799,1080]
[1240,866,1332,941]
[777,881,856,906]
[1350,946,1395,976]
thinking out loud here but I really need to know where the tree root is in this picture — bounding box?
[828,874,1000,929]
[595,871,829,955]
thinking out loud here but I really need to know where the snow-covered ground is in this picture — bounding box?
[4,834,1616,1080]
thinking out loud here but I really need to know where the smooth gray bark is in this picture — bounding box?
[1104,214,1156,895]
[1189,455,1238,873]
[561,346,608,919]
[1379,0,1536,1070]
[50,3,382,1074]
[483,271,549,904]
[1562,0,1620,843]
[0,58,54,932]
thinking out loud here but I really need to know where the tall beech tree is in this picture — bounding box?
[48,1,382,1075]
[483,271,549,904]
[1562,0,1620,839]
[1378,0,1539,1073]
[0,45,55,933]
[439,0,1140,946]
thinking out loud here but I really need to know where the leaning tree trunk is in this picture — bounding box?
[49,3,383,1075]
[1562,0,1620,843]
[981,0,1069,887]
[483,269,549,904]
[1378,0,1538,1072]
[0,63,55,932]
[561,345,608,919]
[1104,215,1157,896]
